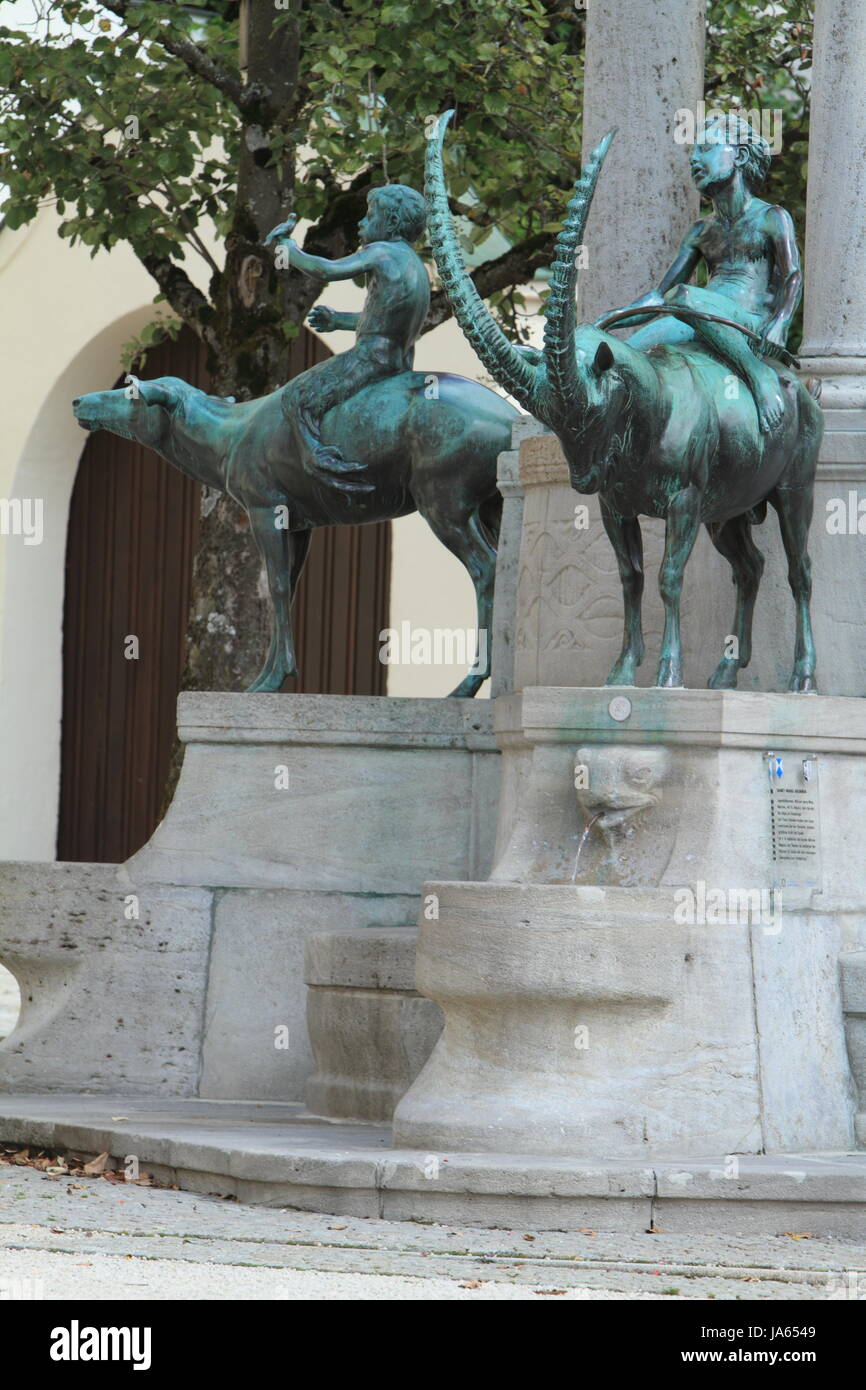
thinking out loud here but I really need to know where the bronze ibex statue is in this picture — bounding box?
[426,112,823,692]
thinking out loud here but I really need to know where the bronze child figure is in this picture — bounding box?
[597,113,802,434]
[265,185,430,505]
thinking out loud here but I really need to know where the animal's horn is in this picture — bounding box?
[542,130,616,419]
[425,110,538,414]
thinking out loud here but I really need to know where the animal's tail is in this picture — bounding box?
[478,490,503,549]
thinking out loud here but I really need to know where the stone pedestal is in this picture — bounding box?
[0,694,498,1103]
[393,688,864,1158]
[304,928,442,1122]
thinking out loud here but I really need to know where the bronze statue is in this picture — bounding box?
[265,186,430,506]
[426,112,823,692]
[596,114,802,435]
[74,182,517,696]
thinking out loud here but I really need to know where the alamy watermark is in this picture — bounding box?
[674,101,783,156]
[379,622,488,673]
[674,880,782,933]
[0,497,43,545]
[826,491,866,535]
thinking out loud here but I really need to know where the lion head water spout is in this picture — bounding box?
[571,745,672,884]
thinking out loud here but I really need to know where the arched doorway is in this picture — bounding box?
[57,326,391,863]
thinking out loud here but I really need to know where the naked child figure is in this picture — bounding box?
[596,113,803,434]
[265,185,430,513]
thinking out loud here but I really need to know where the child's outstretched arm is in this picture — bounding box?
[265,216,383,281]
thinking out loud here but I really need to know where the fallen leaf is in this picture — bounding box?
[523,1234,536,1242]
[578,1228,597,1236]
[535,1288,567,1296]
[784,1232,812,1239]
[459,1280,483,1289]
[83,1152,109,1176]
[328,1225,348,1231]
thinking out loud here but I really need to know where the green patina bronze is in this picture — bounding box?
[74,184,516,697]
[426,111,823,692]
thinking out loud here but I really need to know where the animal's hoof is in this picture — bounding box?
[604,664,637,687]
[788,673,817,694]
[246,670,286,693]
[448,673,484,698]
[708,660,739,690]
[655,659,684,689]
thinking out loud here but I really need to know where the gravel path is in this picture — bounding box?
[1,1160,864,1301]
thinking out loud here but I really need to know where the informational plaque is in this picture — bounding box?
[766,751,821,890]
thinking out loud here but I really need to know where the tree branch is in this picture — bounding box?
[101,1,253,113]
[139,252,219,353]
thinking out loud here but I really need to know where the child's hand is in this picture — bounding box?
[759,318,786,356]
[264,213,298,248]
[307,305,338,332]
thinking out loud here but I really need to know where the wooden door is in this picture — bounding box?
[58,326,391,862]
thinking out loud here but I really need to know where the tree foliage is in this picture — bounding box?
[0,1,815,371]
[0,0,590,380]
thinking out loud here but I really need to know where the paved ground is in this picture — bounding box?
[1,1160,864,1300]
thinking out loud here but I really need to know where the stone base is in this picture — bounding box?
[392,882,853,1158]
[0,694,498,1104]
[1,1094,865,1237]
[392,689,865,1159]
[304,928,442,1122]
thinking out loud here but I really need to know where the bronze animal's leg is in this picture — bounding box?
[246,505,303,693]
[420,506,497,698]
[705,514,765,689]
[656,484,702,688]
[600,500,645,686]
[770,485,817,693]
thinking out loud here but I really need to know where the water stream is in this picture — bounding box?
[570,811,603,882]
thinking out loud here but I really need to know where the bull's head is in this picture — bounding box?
[425,112,621,491]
